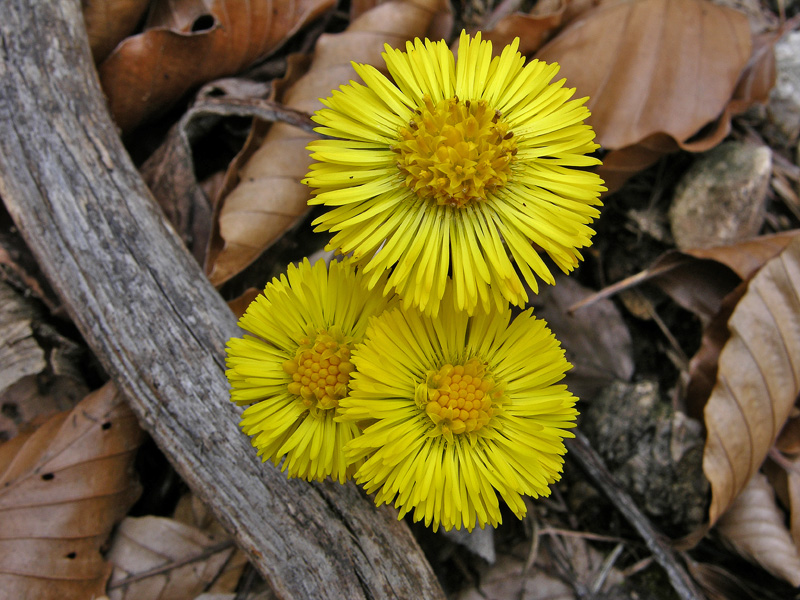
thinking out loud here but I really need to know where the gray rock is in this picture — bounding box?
[579,380,709,536]
[766,30,800,146]
[669,141,771,250]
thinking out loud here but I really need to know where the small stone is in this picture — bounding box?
[669,141,771,250]
[766,31,800,147]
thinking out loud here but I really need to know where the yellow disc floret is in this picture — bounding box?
[284,329,354,411]
[415,358,505,441]
[395,95,517,208]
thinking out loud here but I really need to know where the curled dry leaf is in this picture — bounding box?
[99,0,335,133]
[535,0,756,190]
[206,0,452,287]
[703,236,800,526]
[680,232,800,416]
[82,0,151,63]
[535,0,751,150]
[716,472,800,587]
[0,383,144,600]
[106,516,237,600]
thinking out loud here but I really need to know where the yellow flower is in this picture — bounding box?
[225,258,394,483]
[338,286,578,531]
[304,31,605,317]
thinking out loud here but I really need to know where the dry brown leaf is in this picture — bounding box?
[106,516,237,600]
[684,283,746,420]
[83,0,151,62]
[99,0,335,133]
[703,236,800,526]
[687,559,772,600]
[530,274,634,400]
[716,472,800,587]
[206,0,452,287]
[535,0,751,150]
[536,0,755,192]
[0,383,144,600]
[481,1,565,56]
[764,453,800,555]
[171,493,248,593]
[226,287,261,319]
[678,232,800,415]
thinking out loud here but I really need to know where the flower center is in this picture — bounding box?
[416,358,504,440]
[394,95,517,208]
[283,329,354,410]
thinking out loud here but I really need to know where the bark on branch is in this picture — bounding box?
[0,2,443,598]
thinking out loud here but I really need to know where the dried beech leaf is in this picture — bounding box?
[481,1,565,56]
[106,516,236,600]
[684,283,746,420]
[776,412,800,455]
[171,493,249,593]
[83,0,150,62]
[716,472,800,586]
[535,0,751,150]
[227,287,261,319]
[531,274,634,400]
[687,559,773,600]
[206,0,451,286]
[704,236,800,526]
[764,454,800,554]
[679,232,800,414]
[0,383,144,600]
[99,0,335,132]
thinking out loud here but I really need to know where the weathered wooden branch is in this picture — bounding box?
[0,2,443,598]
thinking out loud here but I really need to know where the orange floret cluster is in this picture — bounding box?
[284,330,355,410]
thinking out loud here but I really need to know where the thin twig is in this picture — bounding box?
[567,431,705,600]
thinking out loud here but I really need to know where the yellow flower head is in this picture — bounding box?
[225,258,394,483]
[304,31,605,317]
[338,285,578,531]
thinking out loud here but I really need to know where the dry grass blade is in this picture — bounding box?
[535,0,751,151]
[0,383,144,600]
[716,472,800,586]
[206,0,451,287]
[703,236,800,526]
[98,0,335,133]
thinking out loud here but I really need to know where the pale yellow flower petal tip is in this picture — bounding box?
[224,258,394,484]
[339,283,578,533]
[304,30,606,318]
